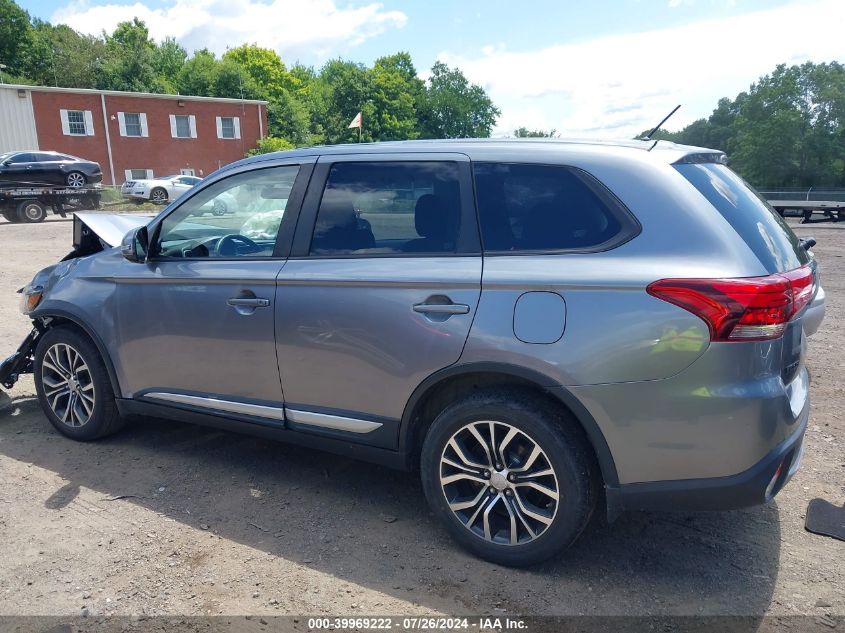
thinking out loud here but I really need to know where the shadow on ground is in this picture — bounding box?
[0,396,781,615]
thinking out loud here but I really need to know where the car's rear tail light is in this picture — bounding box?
[647,265,814,342]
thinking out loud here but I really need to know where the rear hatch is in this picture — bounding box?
[673,159,815,386]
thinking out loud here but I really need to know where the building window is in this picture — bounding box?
[216,116,240,139]
[180,168,195,176]
[118,112,148,137]
[68,111,86,135]
[125,169,153,182]
[60,109,94,136]
[170,114,196,139]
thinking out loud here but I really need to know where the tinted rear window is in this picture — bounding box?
[675,163,808,272]
[473,163,636,252]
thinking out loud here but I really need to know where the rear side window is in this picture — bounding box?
[310,161,462,256]
[473,163,635,252]
[675,163,808,272]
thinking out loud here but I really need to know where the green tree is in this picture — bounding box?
[513,127,558,138]
[97,18,161,92]
[25,22,105,88]
[418,61,500,138]
[0,0,32,76]
[247,136,295,156]
[153,37,187,92]
[176,49,219,96]
[314,59,374,143]
[368,52,423,140]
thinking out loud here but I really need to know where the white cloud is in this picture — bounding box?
[439,0,845,139]
[51,0,407,60]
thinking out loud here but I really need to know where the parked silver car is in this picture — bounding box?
[121,174,202,205]
[2,139,826,566]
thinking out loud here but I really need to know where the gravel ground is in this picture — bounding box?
[0,214,842,622]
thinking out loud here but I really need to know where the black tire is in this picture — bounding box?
[420,389,598,566]
[65,171,86,188]
[16,200,47,223]
[211,200,227,216]
[150,187,168,204]
[2,209,19,223]
[33,326,125,441]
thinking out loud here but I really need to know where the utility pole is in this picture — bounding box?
[0,64,7,84]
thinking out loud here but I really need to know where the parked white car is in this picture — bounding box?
[121,174,202,205]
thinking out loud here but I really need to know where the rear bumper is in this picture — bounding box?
[803,285,825,337]
[608,403,807,514]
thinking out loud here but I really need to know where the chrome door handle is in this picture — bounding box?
[227,297,270,308]
[413,303,470,315]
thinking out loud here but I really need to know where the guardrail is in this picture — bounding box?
[759,188,845,202]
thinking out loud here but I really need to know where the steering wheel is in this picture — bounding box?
[216,234,262,257]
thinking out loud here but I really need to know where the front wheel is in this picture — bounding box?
[150,188,168,204]
[420,390,598,566]
[34,326,125,441]
[211,200,228,216]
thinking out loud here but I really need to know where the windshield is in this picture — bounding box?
[675,162,808,273]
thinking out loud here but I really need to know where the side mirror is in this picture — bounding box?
[121,226,149,262]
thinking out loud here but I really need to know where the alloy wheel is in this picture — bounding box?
[151,189,167,203]
[439,420,559,545]
[41,343,96,428]
[66,172,85,188]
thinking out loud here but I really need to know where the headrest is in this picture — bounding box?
[317,190,358,231]
[415,194,448,239]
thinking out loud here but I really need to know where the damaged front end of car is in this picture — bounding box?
[0,212,151,396]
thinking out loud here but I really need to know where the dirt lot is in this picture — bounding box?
[0,214,842,622]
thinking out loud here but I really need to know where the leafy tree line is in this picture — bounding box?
[0,0,500,149]
[642,61,845,188]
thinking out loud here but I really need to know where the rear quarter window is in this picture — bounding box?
[473,163,638,253]
[675,162,808,273]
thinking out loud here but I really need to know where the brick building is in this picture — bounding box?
[0,84,267,184]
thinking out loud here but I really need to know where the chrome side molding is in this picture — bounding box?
[144,392,286,421]
[285,408,383,434]
[143,392,382,434]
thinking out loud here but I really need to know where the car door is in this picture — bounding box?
[110,158,314,420]
[275,154,482,448]
[31,153,58,184]
[171,177,195,200]
[1,153,35,184]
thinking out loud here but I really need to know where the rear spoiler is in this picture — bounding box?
[673,152,728,165]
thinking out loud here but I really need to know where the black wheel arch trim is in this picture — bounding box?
[399,361,619,487]
[30,307,123,398]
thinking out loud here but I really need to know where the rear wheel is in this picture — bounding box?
[420,389,598,566]
[34,326,125,441]
[150,187,168,204]
[16,200,47,223]
[66,171,86,188]
[2,209,19,223]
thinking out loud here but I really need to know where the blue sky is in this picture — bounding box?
[19,0,845,137]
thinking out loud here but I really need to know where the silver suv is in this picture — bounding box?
[2,139,826,566]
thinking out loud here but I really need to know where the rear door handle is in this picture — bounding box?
[413,303,470,315]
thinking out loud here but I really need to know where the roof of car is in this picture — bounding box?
[226,138,723,173]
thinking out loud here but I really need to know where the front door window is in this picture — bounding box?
[154,165,298,258]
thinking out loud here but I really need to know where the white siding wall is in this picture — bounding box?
[0,87,39,153]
